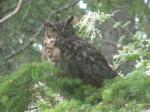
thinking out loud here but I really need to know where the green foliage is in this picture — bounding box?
[0,62,150,111]
[113,31,150,74]
[76,11,114,41]
[102,68,150,105]
[0,64,33,112]
[0,62,59,112]
[49,68,150,112]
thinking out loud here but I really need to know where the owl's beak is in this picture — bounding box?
[44,21,54,28]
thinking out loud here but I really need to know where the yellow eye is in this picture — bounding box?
[47,30,52,36]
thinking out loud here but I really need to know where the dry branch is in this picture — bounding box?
[0,0,23,23]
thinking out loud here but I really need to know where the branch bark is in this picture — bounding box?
[0,0,23,23]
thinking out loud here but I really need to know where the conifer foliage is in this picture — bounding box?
[0,62,150,112]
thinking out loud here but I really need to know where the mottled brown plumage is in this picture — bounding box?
[42,16,117,86]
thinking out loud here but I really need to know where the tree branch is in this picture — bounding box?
[0,0,23,23]
[5,39,35,61]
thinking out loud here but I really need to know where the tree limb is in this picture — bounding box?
[0,0,23,23]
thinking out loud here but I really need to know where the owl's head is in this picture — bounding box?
[44,16,74,39]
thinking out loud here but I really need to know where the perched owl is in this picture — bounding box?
[42,16,117,87]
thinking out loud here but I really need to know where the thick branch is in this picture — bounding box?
[0,0,23,23]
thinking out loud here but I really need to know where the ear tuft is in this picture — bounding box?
[65,16,74,25]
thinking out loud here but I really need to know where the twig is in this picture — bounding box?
[0,0,23,23]
[111,18,134,36]
[5,38,35,61]
[15,0,33,36]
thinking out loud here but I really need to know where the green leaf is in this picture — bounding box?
[113,22,122,29]
[122,21,131,28]
[125,53,139,61]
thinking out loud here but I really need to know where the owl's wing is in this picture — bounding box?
[59,37,117,86]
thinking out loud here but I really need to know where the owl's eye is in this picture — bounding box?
[45,22,58,36]
[47,30,52,37]
[47,27,57,36]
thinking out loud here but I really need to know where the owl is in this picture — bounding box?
[42,16,117,87]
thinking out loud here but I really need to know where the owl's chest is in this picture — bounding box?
[44,38,61,63]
